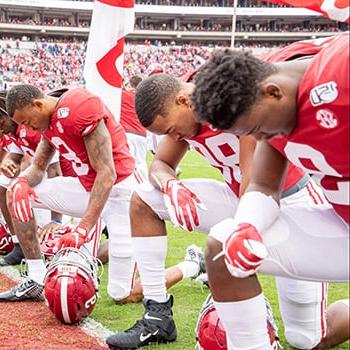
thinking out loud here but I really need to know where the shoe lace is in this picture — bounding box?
[125,319,155,335]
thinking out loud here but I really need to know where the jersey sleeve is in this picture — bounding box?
[72,96,106,137]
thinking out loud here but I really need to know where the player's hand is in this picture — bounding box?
[162,179,206,231]
[38,222,64,243]
[56,226,88,250]
[9,177,39,222]
[0,158,20,178]
[223,223,267,278]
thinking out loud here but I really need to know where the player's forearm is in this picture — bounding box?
[22,164,46,187]
[79,169,115,231]
[149,159,177,191]
[23,137,55,186]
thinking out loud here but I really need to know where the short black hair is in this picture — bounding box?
[135,74,181,127]
[129,75,143,89]
[0,90,7,116]
[191,49,276,130]
[6,84,43,118]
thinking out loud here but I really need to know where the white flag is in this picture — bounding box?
[84,0,134,121]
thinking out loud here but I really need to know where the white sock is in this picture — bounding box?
[27,259,46,285]
[132,236,167,303]
[108,256,136,301]
[12,236,19,244]
[214,293,273,350]
[176,261,199,279]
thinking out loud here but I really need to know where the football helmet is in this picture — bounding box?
[0,223,14,255]
[196,294,280,350]
[44,247,99,324]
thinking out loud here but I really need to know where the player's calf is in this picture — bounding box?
[130,191,166,238]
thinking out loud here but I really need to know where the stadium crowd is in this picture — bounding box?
[3,14,347,33]
[135,21,345,32]
[0,38,285,91]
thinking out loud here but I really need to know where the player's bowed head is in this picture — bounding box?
[6,84,56,132]
[191,49,299,140]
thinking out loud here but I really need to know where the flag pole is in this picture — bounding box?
[230,0,239,49]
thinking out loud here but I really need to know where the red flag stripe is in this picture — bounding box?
[97,0,134,8]
[260,0,349,22]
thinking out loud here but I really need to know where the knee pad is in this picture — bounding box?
[285,329,321,349]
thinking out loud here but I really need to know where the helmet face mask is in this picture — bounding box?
[44,247,99,324]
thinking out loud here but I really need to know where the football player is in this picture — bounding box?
[0,92,63,265]
[0,85,135,305]
[106,37,349,349]
[191,33,349,349]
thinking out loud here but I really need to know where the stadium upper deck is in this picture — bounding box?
[0,0,348,44]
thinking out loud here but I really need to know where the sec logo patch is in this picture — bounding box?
[316,109,338,129]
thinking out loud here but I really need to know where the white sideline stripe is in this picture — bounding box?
[0,266,112,348]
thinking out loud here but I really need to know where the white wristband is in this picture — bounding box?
[233,191,280,232]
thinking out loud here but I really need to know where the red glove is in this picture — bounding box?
[56,226,88,251]
[223,223,267,278]
[163,179,206,231]
[9,177,39,223]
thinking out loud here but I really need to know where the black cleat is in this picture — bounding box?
[0,243,24,266]
[0,275,44,302]
[106,295,177,349]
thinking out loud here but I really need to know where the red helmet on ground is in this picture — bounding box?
[44,247,99,324]
[196,294,227,350]
[196,294,280,350]
[0,223,14,255]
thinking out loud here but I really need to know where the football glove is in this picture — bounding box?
[223,223,267,278]
[56,226,88,250]
[9,177,39,222]
[163,179,206,231]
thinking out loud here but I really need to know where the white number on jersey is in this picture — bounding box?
[51,137,89,176]
[284,142,349,205]
[189,133,241,185]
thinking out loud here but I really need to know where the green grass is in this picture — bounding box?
[91,151,350,349]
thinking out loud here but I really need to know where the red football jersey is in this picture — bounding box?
[261,35,341,63]
[43,88,135,191]
[269,33,349,223]
[120,89,147,137]
[12,125,42,157]
[187,124,303,197]
[187,124,242,196]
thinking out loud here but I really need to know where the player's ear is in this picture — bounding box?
[262,83,283,100]
[176,93,190,107]
[32,99,44,110]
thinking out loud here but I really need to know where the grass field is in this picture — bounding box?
[91,150,350,350]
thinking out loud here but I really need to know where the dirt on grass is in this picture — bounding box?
[0,273,108,350]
